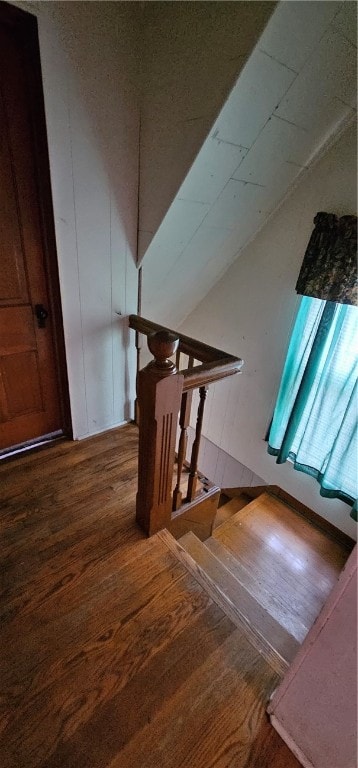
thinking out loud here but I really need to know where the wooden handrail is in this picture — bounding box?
[181,357,243,390]
[129,315,243,390]
[128,314,243,537]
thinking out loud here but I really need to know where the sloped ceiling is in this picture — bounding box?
[141,0,357,328]
[138,1,276,260]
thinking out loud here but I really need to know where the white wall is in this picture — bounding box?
[16,1,140,438]
[141,0,356,328]
[180,123,357,538]
[138,0,275,261]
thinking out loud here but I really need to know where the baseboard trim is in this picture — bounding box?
[0,431,65,463]
[75,419,132,440]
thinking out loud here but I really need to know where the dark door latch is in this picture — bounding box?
[35,304,49,328]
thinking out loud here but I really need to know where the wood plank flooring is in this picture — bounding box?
[213,492,348,642]
[1,425,300,767]
[175,530,299,673]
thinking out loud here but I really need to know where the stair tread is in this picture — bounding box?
[212,491,347,643]
[205,536,300,638]
[213,495,251,529]
[206,536,257,583]
[213,491,271,533]
[177,530,299,669]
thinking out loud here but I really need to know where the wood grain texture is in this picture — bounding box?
[214,494,252,528]
[136,332,184,535]
[0,8,69,447]
[0,425,301,768]
[214,492,348,642]
[159,530,289,678]
[129,314,243,390]
[221,485,355,551]
[169,485,220,542]
[172,389,193,510]
[177,531,299,668]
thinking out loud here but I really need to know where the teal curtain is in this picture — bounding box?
[268,296,358,519]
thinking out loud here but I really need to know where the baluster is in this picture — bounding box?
[173,355,194,510]
[134,267,142,426]
[186,385,208,501]
[136,330,184,536]
[172,390,193,510]
[175,346,181,371]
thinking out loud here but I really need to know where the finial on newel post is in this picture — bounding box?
[136,330,184,536]
[147,330,179,376]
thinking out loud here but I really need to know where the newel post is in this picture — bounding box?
[136,330,184,536]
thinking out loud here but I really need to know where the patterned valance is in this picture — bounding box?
[295,212,357,306]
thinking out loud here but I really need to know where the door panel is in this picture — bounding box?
[0,17,64,449]
[0,88,29,306]
[1,352,43,419]
[0,306,37,355]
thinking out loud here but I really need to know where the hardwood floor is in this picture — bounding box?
[177,491,350,692]
[0,426,143,620]
[0,425,303,767]
[175,530,299,674]
[213,492,348,642]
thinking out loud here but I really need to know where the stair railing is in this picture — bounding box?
[129,315,243,536]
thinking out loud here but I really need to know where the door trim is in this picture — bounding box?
[0,1,72,441]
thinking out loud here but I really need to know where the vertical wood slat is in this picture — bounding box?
[175,346,181,371]
[172,391,192,510]
[187,385,208,502]
[173,355,195,511]
[134,267,142,426]
[159,412,172,505]
[134,330,142,426]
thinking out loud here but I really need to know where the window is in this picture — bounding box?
[268,296,358,519]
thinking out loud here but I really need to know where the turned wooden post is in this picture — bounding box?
[136,330,184,536]
[172,355,194,511]
[172,390,193,510]
[187,385,208,501]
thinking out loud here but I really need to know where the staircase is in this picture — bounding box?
[127,313,349,676]
[176,491,349,675]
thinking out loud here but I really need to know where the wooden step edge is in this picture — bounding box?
[179,531,300,667]
[213,496,251,529]
[203,537,305,645]
[158,529,295,678]
[212,492,270,534]
[221,485,355,551]
[205,536,256,583]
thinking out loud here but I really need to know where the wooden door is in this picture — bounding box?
[0,4,70,451]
